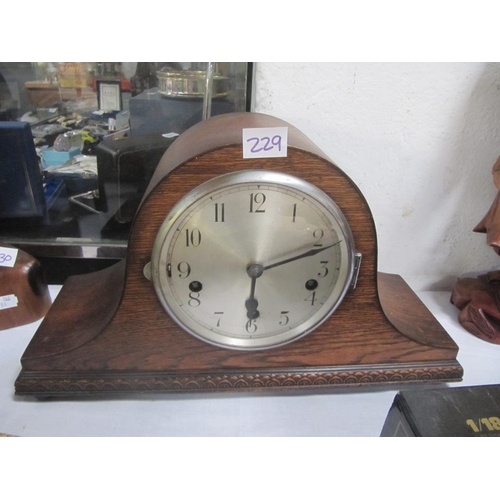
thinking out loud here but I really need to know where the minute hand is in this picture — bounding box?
[263,241,342,271]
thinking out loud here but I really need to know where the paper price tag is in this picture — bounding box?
[242,127,288,159]
[0,294,18,310]
[0,247,18,268]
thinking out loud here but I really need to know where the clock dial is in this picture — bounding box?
[150,170,357,350]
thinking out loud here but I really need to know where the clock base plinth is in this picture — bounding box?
[15,266,463,398]
[16,361,462,398]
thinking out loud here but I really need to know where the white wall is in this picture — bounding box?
[253,62,500,291]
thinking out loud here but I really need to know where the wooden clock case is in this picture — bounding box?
[15,112,462,397]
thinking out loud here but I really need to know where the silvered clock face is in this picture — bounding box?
[149,170,357,350]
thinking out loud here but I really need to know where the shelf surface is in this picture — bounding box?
[1,287,499,436]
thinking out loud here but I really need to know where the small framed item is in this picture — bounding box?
[97,80,122,111]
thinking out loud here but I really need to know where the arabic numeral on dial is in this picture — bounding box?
[245,319,258,333]
[188,292,201,307]
[249,193,266,213]
[305,291,316,306]
[177,261,191,278]
[214,311,224,327]
[214,203,225,222]
[318,261,329,277]
[279,311,290,325]
[313,228,324,247]
[185,228,201,247]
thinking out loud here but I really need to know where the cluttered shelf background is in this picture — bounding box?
[0,62,253,282]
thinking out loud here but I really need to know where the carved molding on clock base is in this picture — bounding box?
[15,361,463,397]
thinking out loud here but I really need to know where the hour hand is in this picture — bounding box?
[245,264,264,320]
[245,293,259,320]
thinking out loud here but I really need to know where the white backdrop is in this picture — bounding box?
[253,62,500,291]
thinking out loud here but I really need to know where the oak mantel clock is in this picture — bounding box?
[15,112,462,398]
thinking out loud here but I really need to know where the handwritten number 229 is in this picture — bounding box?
[246,135,282,153]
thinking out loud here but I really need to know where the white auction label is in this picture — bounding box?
[0,294,18,310]
[0,247,18,268]
[242,127,288,159]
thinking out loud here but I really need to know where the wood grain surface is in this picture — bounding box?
[15,113,462,396]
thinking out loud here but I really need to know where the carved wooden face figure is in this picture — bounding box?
[474,156,500,255]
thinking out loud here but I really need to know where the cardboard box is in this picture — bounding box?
[381,384,500,437]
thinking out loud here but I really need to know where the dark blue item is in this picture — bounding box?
[0,121,46,219]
